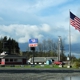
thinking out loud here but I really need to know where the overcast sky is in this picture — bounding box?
[0,0,80,46]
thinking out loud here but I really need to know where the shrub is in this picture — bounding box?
[73,62,80,68]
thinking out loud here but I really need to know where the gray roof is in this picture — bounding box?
[0,54,26,59]
[0,54,7,58]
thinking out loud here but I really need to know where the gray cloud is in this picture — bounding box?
[0,0,80,45]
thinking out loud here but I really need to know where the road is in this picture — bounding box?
[0,68,80,80]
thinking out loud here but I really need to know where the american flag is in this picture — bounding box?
[70,12,80,31]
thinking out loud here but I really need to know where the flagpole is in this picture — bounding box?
[69,10,71,68]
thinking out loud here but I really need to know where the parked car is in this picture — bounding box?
[53,61,63,65]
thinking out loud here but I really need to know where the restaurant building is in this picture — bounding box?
[0,52,27,66]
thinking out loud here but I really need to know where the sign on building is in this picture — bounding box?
[1,59,5,65]
[29,38,38,47]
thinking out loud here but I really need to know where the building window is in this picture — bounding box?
[10,59,13,62]
[14,59,17,62]
[5,59,9,62]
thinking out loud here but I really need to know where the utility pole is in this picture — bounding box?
[58,36,61,61]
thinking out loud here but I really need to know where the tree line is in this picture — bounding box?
[24,39,67,61]
[0,36,77,62]
[0,36,20,54]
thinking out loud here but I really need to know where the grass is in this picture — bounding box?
[24,64,60,68]
[0,64,60,68]
[1,64,78,69]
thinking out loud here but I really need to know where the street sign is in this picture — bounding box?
[29,38,38,47]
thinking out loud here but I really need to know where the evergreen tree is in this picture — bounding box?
[0,36,20,54]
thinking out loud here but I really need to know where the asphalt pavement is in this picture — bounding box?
[0,68,80,80]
